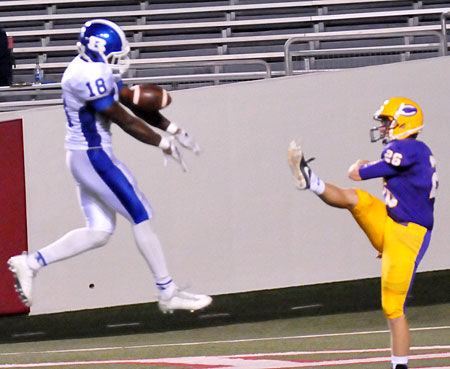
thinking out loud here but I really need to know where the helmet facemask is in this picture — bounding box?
[370,116,394,144]
[105,43,130,76]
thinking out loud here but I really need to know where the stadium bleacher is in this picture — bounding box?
[0,0,449,109]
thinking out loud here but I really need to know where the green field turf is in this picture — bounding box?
[0,303,448,369]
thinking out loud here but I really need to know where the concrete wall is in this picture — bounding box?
[1,56,449,315]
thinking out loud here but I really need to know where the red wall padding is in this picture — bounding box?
[0,119,29,315]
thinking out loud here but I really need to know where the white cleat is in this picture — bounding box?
[7,253,34,307]
[287,140,313,190]
[158,289,212,314]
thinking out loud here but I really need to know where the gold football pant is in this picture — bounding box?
[349,189,431,319]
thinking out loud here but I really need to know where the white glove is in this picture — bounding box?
[159,136,188,172]
[175,129,201,154]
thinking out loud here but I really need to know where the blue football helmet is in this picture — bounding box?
[77,19,130,75]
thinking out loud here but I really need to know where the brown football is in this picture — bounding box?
[126,83,172,111]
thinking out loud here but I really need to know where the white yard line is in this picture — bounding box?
[0,351,449,368]
[1,325,449,356]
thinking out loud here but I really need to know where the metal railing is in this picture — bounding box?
[284,29,447,76]
[441,11,450,55]
[0,59,272,111]
[3,14,450,111]
[127,60,272,79]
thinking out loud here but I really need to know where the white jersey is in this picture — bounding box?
[62,56,120,150]
[61,56,153,227]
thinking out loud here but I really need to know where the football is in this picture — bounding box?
[125,83,172,111]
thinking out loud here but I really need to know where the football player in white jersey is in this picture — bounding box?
[8,19,212,313]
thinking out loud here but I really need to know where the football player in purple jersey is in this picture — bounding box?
[288,97,438,369]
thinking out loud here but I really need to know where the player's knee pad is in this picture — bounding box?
[382,298,404,319]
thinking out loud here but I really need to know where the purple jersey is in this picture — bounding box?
[359,138,437,230]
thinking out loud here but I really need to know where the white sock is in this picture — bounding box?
[392,355,408,367]
[156,276,176,300]
[27,228,110,272]
[27,252,46,272]
[309,171,325,195]
[132,220,174,297]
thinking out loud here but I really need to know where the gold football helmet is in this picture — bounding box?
[371,97,423,143]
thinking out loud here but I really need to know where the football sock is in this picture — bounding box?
[392,355,408,369]
[133,220,173,293]
[309,171,325,195]
[27,251,46,272]
[27,228,110,272]
[156,276,176,300]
